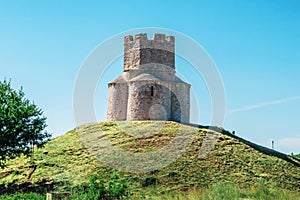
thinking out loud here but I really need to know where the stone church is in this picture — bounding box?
[106,33,190,123]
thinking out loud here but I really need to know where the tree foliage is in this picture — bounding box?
[0,79,51,167]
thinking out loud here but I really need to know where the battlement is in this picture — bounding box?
[124,33,174,43]
[124,33,175,71]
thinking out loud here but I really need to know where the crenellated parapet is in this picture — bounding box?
[124,33,175,71]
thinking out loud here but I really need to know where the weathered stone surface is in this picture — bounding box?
[124,33,175,71]
[106,33,190,123]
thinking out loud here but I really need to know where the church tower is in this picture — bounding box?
[106,33,190,123]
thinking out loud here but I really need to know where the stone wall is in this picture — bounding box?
[127,81,171,120]
[106,83,128,120]
[124,33,175,71]
[171,84,190,123]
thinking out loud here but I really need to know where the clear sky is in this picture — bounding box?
[1,0,299,154]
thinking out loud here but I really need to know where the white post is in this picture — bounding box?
[46,193,52,200]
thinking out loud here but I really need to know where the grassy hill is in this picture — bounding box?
[1,121,300,198]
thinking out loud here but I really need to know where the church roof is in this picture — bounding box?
[109,73,190,86]
[129,73,160,82]
[109,75,126,84]
[173,76,189,84]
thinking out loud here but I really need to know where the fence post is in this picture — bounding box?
[46,193,52,200]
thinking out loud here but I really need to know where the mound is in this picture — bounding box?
[1,121,300,195]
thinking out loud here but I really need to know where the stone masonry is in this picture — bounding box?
[106,33,190,123]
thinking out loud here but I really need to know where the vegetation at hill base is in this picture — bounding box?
[0,121,300,199]
[1,180,300,200]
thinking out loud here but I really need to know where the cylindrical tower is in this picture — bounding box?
[127,80,171,121]
[106,82,128,120]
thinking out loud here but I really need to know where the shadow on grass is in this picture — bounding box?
[0,179,56,195]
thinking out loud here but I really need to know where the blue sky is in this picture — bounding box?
[1,0,300,154]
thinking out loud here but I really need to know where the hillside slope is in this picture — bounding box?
[0,121,300,195]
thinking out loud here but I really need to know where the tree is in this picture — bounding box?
[0,79,51,167]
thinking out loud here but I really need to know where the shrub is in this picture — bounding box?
[87,174,106,199]
[80,173,128,200]
[107,174,128,199]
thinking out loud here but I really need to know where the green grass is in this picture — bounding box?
[1,121,300,197]
[129,182,300,200]
[2,182,300,200]
[0,192,45,200]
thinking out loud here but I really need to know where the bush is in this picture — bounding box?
[87,174,106,199]
[72,173,128,200]
[107,174,128,199]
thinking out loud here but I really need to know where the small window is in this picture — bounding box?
[151,86,154,96]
